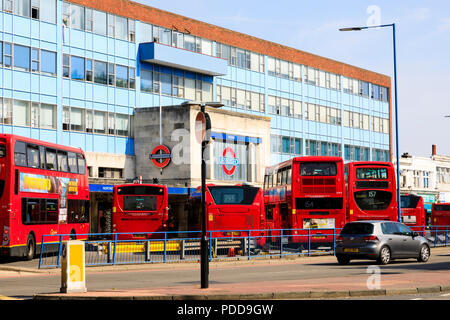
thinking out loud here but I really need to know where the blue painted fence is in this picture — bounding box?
[38,226,450,269]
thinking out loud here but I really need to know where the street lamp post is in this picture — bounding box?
[340,23,401,222]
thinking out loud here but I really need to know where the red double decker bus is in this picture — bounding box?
[400,194,425,229]
[187,184,266,244]
[0,134,89,260]
[264,156,346,248]
[345,161,397,222]
[112,183,169,240]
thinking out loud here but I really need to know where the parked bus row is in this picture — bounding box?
[1,134,450,260]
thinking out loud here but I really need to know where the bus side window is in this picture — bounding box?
[77,154,86,175]
[287,166,292,184]
[27,145,40,168]
[68,152,78,173]
[39,146,46,169]
[0,144,6,157]
[14,141,27,166]
[46,148,57,170]
[57,151,69,172]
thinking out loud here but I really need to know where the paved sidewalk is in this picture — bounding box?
[30,247,450,300]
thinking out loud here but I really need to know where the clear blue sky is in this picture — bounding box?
[136,0,450,157]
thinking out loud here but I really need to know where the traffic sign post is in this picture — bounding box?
[184,101,224,290]
[196,108,210,289]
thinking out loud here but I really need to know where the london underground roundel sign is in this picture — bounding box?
[220,147,239,176]
[149,145,171,169]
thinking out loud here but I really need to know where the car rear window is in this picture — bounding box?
[340,223,374,235]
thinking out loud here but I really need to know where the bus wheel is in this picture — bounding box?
[70,230,77,240]
[25,234,35,261]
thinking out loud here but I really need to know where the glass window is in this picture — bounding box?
[208,186,259,205]
[139,23,153,43]
[161,73,171,95]
[108,112,115,135]
[93,60,107,84]
[92,10,107,36]
[41,50,56,75]
[107,14,115,37]
[140,69,152,92]
[14,44,30,71]
[40,104,55,129]
[128,67,135,89]
[70,4,84,30]
[115,15,128,40]
[14,141,27,166]
[27,145,39,168]
[77,154,86,174]
[67,152,78,173]
[63,54,70,78]
[14,0,30,17]
[85,7,92,31]
[1,98,12,125]
[300,162,337,176]
[115,113,129,136]
[341,223,374,235]
[85,59,93,82]
[45,148,57,170]
[70,56,85,80]
[354,190,393,211]
[3,42,11,68]
[115,65,128,88]
[108,63,115,85]
[128,19,135,42]
[70,107,84,132]
[13,100,29,126]
[31,48,39,72]
[57,151,68,172]
[85,110,93,133]
[93,111,106,134]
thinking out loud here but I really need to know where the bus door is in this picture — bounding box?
[265,204,279,242]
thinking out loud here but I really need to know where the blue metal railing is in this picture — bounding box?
[38,225,450,269]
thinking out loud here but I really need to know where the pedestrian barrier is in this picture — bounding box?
[38,226,450,269]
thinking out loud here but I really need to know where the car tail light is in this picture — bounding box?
[363,235,379,242]
[336,235,343,243]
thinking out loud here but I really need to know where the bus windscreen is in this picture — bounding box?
[400,195,420,209]
[356,168,388,179]
[433,204,450,212]
[300,162,337,176]
[208,186,259,205]
[354,190,392,211]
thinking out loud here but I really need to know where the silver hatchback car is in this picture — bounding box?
[335,221,431,265]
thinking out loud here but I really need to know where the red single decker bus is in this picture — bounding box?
[112,183,169,240]
[187,183,266,244]
[400,194,425,229]
[345,161,397,222]
[264,156,346,248]
[0,134,89,260]
[431,203,450,228]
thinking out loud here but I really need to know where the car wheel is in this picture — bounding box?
[417,244,430,262]
[336,255,350,265]
[377,246,391,265]
[25,234,35,261]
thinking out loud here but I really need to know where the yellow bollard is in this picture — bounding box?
[60,240,87,293]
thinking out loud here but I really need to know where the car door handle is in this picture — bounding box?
[388,238,393,240]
